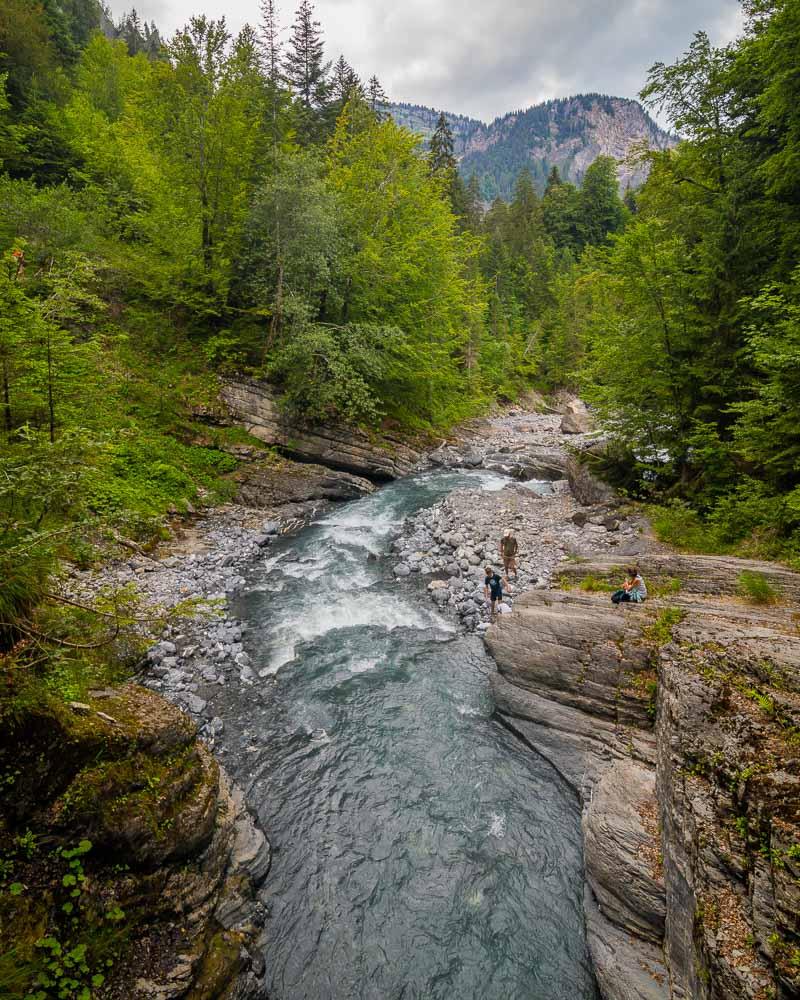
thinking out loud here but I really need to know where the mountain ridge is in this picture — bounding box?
[388,93,677,199]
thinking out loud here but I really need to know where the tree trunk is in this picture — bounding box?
[2,357,11,434]
[46,331,55,443]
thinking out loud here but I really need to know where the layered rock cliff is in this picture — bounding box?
[0,685,269,999]
[488,555,800,1000]
[220,377,421,481]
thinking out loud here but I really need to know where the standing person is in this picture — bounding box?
[484,565,507,617]
[611,567,648,604]
[499,529,518,579]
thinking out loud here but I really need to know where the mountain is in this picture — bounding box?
[388,94,677,199]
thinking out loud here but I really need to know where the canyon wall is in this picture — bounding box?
[488,555,800,1000]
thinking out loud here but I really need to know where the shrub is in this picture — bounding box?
[737,571,779,605]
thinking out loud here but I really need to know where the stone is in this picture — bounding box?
[69,702,91,715]
[560,398,594,434]
[566,453,616,506]
[148,640,177,661]
[179,693,208,717]
[428,580,448,591]
[220,377,420,480]
[583,761,666,944]
[393,563,411,578]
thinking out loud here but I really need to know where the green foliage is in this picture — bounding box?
[0,838,128,1000]
[578,575,615,593]
[269,323,390,424]
[641,607,685,647]
[737,571,779,606]
[547,6,800,560]
[648,501,729,555]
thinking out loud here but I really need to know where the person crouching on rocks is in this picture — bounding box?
[500,529,518,579]
[484,565,507,617]
[611,567,648,604]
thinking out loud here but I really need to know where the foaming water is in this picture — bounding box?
[221,471,597,1000]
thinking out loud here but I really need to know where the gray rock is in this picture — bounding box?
[394,563,411,578]
[179,693,207,716]
[584,885,669,1000]
[566,454,616,506]
[220,377,420,479]
[560,399,594,434]
[583,760,666,944]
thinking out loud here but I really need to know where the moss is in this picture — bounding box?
[737,570,779,605]
[186,929,245,1000]
[578,575,614,593]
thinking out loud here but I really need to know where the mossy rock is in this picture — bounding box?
[0,686,196,828]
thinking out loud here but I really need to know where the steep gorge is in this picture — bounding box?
[488,555,800,1000]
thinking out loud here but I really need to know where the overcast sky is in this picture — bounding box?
[110,0,745,124]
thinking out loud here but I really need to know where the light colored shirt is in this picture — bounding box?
[630,574,647,600]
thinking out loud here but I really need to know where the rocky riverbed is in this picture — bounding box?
[393,409,659,631]
[67,404,658,740]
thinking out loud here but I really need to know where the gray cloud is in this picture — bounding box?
[110,0,744,123]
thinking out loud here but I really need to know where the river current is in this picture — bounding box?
[222,470,598,1000]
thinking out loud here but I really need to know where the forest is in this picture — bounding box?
[1,0,800,678]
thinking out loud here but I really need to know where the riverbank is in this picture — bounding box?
[60,395,800,1000]
[395,408,663,630]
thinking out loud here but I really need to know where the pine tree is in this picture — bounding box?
[283,0,328,112]
[464,172,483,228]
[330,55,361,102]
[428,111,456,175]
[367,74,388,120]
[259,0,281,85]
[545,164,562,192]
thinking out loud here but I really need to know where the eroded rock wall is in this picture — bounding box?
[488,557,800,1000]
[0,685,270,999]
[220,377,421,480]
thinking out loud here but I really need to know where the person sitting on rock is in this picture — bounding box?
[499,529,518,579]
[611,567,648,604]
[484,565,507,617]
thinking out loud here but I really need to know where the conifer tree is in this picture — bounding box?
[367,74,388,120]
[545,164,562,192]
[461,172,483,230]
[260,0,281,85]
[283,0,328,113]
[330,55,361,102]
[428,111,456,175]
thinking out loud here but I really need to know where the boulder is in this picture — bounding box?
[566,453,616,506]
[561,399,594,434]
[583,761,666,944]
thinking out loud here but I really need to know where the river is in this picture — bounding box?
[220,470,598,1000]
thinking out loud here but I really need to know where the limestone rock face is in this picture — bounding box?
[0,685,270,999]
[235,458,375,507]
[488,554,800,1000]
[583,761,665,945]
[558,552,800,603]
[221,377,420,480]
[561,399,595,434]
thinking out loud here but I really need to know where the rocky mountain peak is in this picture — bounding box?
[388,93,677,198]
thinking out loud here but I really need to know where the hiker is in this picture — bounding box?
[499,529,518,579]
[484,565,507,616]
[611,567,648,604]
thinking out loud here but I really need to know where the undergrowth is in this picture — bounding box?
[737,571,779,605]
